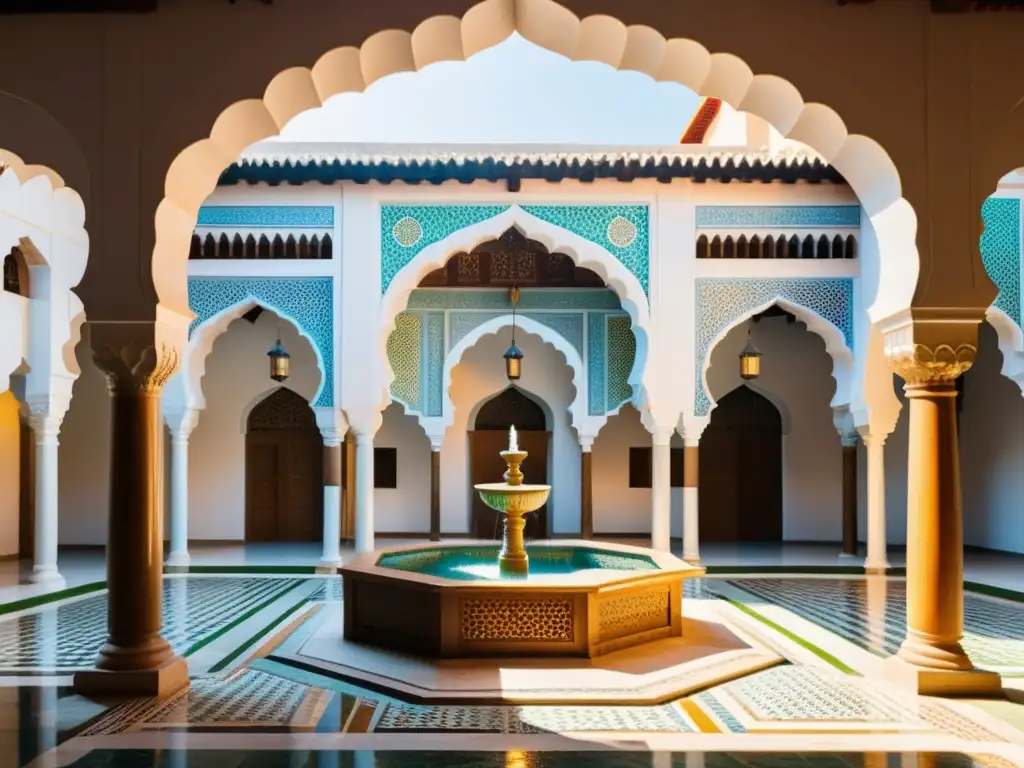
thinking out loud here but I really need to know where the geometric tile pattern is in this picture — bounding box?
[719,577,1024,673]
[196,205,334,228]
[188,277,335,407]
[981,197,1022,326]
[375,702,504,732]
[0,577,305,671]
[387,312,422,411]
[521,205,650,296]
[80,668,332,734]
[588,311,607,415]
[696,205,861,228]
[606,314,636,410]
[509,704,692,733]
[694,278,854,415]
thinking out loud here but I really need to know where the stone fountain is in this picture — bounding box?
[473,425,551,577]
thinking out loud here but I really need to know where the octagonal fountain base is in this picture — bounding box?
[269,540,785,705]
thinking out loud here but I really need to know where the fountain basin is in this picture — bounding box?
[340,540,703,659]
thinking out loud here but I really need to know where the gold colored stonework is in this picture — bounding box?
[598,589,670,642]
[889,342,977,387]
[92,343,180,396]
[460,597,573,642]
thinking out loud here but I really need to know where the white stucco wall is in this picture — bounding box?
[705,314,843,542]
[0,390,20,556]
[444,327,580,535]
[375,401,431,533]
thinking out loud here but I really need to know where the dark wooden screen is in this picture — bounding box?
[470,387,549,539]
[698,386,783,542]
[245,388,323,542]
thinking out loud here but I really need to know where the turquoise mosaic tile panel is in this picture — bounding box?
[695,206,860,228]
[188,277,334,407]
[387,312,422,411]
[424,311,445,417]
[380,205,510,293]
[522,205,650,296]
[587,312,607,416]
[406,288,622,312]
[606,314,636,410]
[196,206,334,228]
[981,197,1022,326]
[694,278,853,416]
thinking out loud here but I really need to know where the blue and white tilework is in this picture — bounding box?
[981,197,1022,326]
[446,312,584,358]
[380,205,651,297]
[196,206,334,229]
[694,278,854,416]
[406,288,623,312]
[588,312,607,416]
[188,277,335,407]
[424,311,446,417]
[522,205,650,296]
[696,206,861,229]
[380,205,510,293]
[606,315,635,409]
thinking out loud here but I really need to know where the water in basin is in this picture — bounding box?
[376,545,659,581]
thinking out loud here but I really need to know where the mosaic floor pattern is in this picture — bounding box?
[0,577,309,672]
[716,578,1024,674]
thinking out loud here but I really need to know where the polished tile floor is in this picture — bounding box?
[2,565,1024,766]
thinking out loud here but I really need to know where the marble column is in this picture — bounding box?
[682,441,700,564]
[580,437,593,540]
[354,431,375,553]
[862,433,889,573]
[74,335,188,697]
[841,435,859,559]
[320,439,343,569]
[165,408,198,567]
[27,402,68,585]
[650,430,672,552]
[885,343,1000,695]
[429,445,441,541]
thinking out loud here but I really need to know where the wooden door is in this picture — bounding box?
[469,429,549,539]
[470,387,549,540]
[245,388,323,542]
[698,386,782,542]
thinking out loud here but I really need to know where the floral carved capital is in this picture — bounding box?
[92,344,179,396]
[888,343,977,388]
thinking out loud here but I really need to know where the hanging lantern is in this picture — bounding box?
[267,338,291,382]
[739,330,762,380]
[504,285,523,381]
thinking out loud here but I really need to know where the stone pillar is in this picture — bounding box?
[862,433,889,573]
[26,401,68,585]
[429,443,441,542]
[841,435,859,559]
[354,431,375,553]
[341,433,356,540]
[682,441,700,564]
[165,408,198,567]
[884,338,1001,696]
[320,441,343,568]
[580,438,593,540]
[650,430,672,552]
[73,333,188,697]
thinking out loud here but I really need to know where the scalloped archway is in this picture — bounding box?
[380,205,648,412]
[0,152,89,398]
[701,297,854,418]
[153,0,917,333]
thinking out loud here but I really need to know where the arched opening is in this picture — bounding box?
[245,387,323,542]
[470,386,549,540]
[699,386,783,542]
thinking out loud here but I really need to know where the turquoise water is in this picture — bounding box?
[376,545,659,581]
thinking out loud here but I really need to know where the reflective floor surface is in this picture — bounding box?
[3,571,1024,767]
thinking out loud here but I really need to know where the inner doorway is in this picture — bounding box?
[698,385,783,542]
[245,387,323,542]
[469,387,549,540]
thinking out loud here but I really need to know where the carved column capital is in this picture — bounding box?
[888,343,976,389]
[881,308,982,390]
[92,344,179,396]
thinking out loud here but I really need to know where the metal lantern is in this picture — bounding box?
[267,338,291,382]
[739,330,762,381]
[504,285,523,381]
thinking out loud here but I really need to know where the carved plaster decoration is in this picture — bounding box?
[887,343,978,388]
